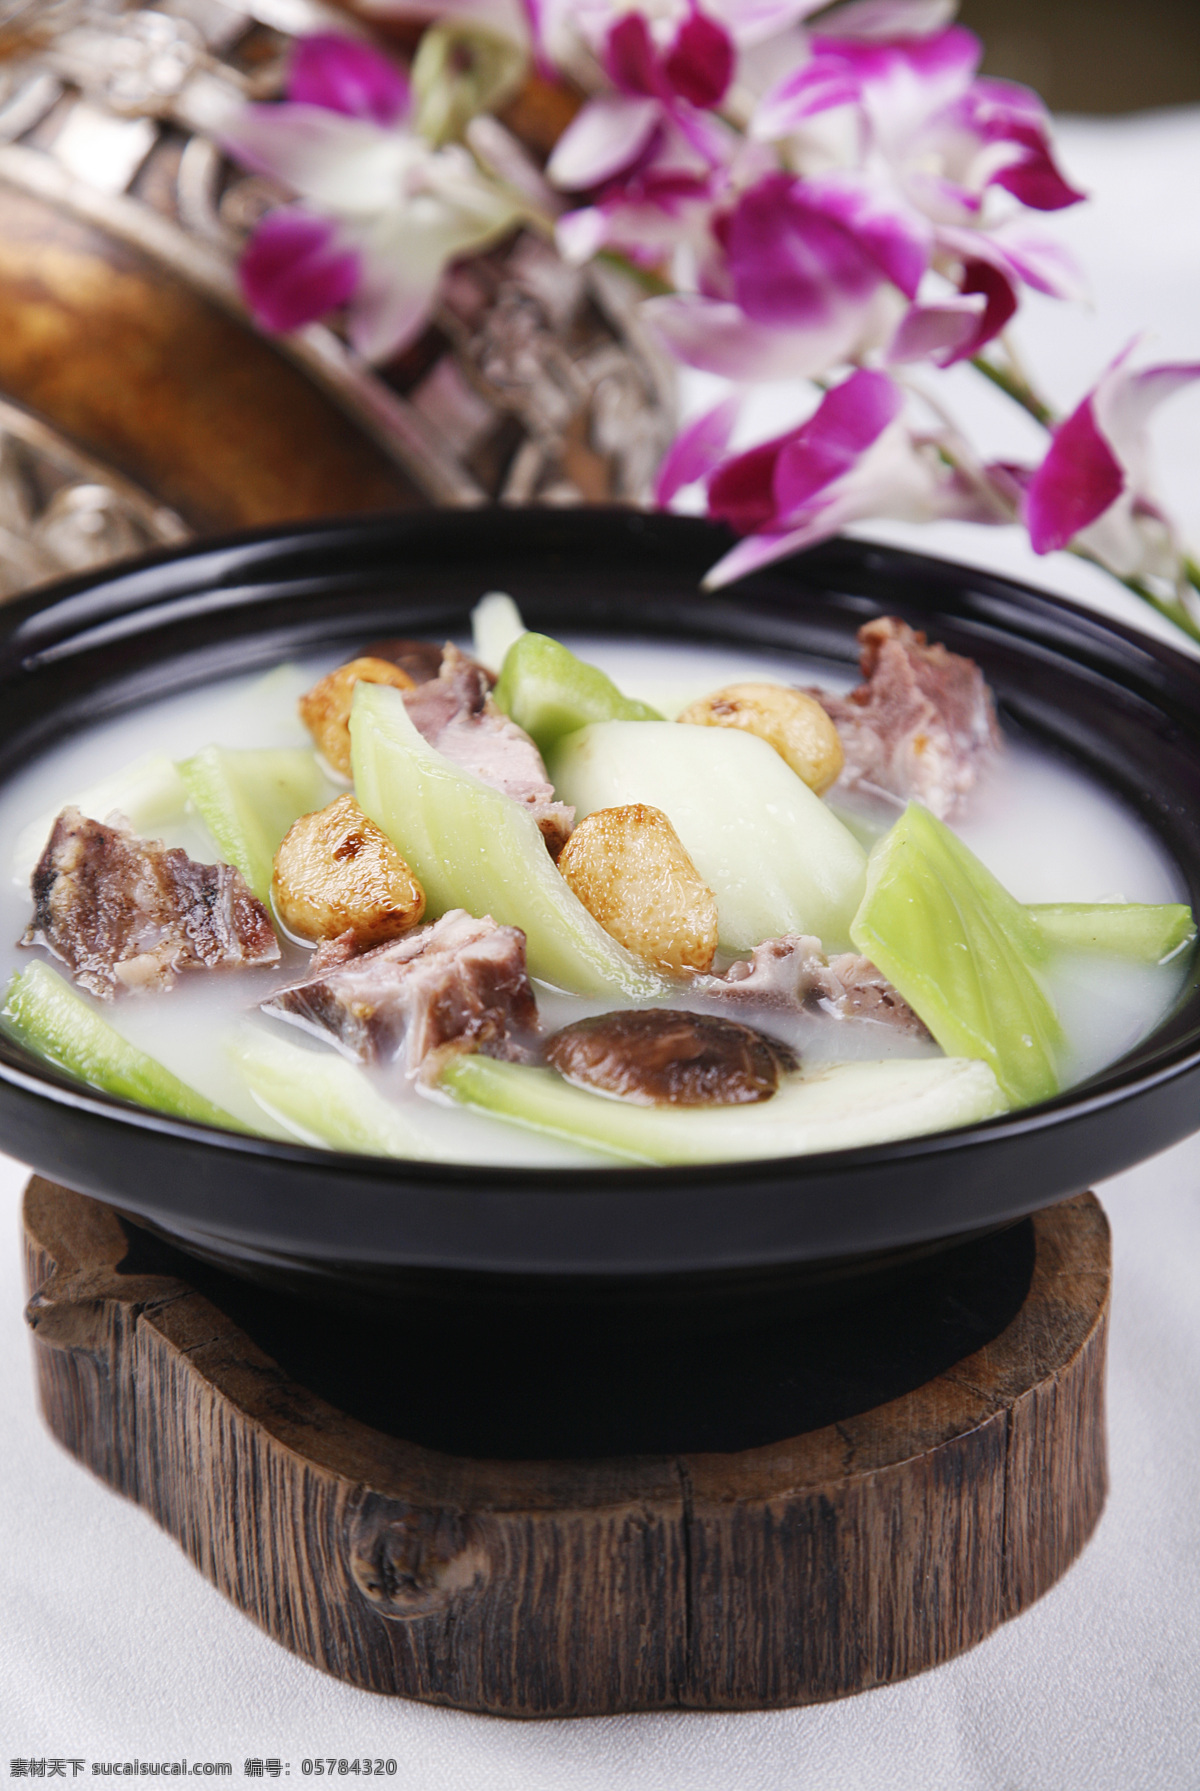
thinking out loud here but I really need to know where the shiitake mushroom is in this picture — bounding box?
[543,1009,797,1107]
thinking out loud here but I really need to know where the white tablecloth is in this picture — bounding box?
[3,109,1200,1790]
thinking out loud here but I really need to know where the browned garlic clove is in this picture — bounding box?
[272,793,425,947]
[676,682,844,794]
[557,802,718,975]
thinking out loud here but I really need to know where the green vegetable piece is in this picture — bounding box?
[351,682,672,1000]
[1027,901,1195,962]
[13,752,189,886]
[549,721,868,952]
[2,962,248,1131]
[851,804,1063,1107]
[439,1053,1006,1165]
[493,631,662,755]
[230,1028,446,1159]
[177,746,329,904]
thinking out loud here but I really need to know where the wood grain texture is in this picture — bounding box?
[22,1179,1110,1717]
[0,185,419,531]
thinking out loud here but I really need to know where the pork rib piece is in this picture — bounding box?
[696,934,930,1039]
[261,908,539,1073]
[24,807,280,999]
[403,645,574,854]
[810,617,1001,819]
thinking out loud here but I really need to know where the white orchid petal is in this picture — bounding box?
[559,191,708,263]
[644,294,871,381]
[832,416,952,520]
[348,276,436,362]
[467,115,560,214]
[888,293,986,365]
[1074,496,1179,584]
[332,159,521,362]
[347,215,448,360]
[985,220,1088,302]
[702,518,838,588]
[859,31,981,158]
[555,205,610,263]
[223,104,412,213]
[934,220,1085,309]
[1095,356,1200,464]
[546,94,661,189]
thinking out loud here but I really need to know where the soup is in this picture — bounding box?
[0,610,1191,1168]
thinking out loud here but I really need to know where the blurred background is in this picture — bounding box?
[963,0,1200,113]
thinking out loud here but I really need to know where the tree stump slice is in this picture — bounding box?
[21,1178,1110,1718]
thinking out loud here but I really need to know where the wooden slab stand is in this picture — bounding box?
[21,1178,1110,1718]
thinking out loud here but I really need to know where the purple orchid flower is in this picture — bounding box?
[287,32,411,125]
[654,391,742,504]
[605,7,734,110]
[754,26,1083,227]
[549,65,744,270]
[239,210,362,334]
[223,33,524,360]
[952,76,1083,213]
[1022,344,1200,583]
[547,2,742,196]
[725,169,928,321]
[890,220,1086,367]
[642,168,925,378]
[547,1,966,289]
[666,368,996,586]
[641,20,1085,384]
[556,163,720,264]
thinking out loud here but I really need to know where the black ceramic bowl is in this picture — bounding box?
[1,509,1198,1310]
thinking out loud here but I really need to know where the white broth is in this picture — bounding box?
[0,633,1189,1162]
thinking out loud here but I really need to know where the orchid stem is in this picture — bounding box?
[969,353,1056,429]
[1067,546,1200,647]
[594,251,674,297]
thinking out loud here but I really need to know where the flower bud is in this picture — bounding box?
[412,22,527,147]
